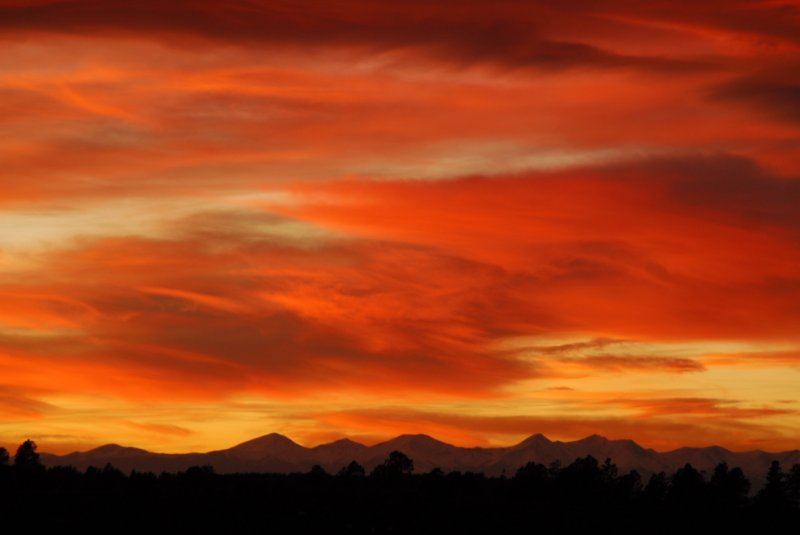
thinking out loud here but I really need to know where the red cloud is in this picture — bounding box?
[0,1,727,72]
[0,218,543,402]
[268,156,800,341]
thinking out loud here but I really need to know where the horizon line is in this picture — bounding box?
[14,431,799,458]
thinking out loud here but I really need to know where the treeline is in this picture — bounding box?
[2,440,799,534]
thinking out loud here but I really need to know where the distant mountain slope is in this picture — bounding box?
[40,433,800,487]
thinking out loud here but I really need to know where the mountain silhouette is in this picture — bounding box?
[310,438,369,465]
[220,433,305,460]
[39,432,800,487]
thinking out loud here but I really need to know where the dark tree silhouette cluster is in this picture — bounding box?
[1,440,798,534]
[12,439,42,471]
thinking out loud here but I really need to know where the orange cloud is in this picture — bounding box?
[0,385,56,420]
[268,156,800,341]
[123,421,193,437]
[0,219,540,401]
[598,397,795,419]
[1,0,799,453]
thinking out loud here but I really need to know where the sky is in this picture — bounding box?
[1,0,799,455]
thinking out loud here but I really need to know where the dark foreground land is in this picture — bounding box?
[2,441,799,534]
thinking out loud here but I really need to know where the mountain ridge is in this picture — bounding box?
[38,432,800,486]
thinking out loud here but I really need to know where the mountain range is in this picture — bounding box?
[41,433,800,487]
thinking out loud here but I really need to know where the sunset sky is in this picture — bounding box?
[1,0,799,455]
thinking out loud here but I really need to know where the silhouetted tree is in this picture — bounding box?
[513,461,550,501]
[2,442,795,534]
[558,455,602,488]
[337,460,365,477]
[514,461,548,482]
[601,457,618,481]
[765,460,785,489]
[14,439,42,471]
[309,464,327,477]
[547,460,561,477]
[0,446,9,467]
[185,464,216,478]
[709,462,750,509]
[667,463,706,511]
[754,460,796,531]
[757,460,789,510]
[428,467,444,478]
[371,450,413,477]
[643,471,669,505]
[788,464,800,507]
[386,450,413,474]
[556,455,606,506]
[617,469,643,498]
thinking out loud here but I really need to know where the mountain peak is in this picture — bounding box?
[398,433,435,440]
[242,432,297,445]
[91,443,125,452]
[374,434,456,453]
[390,434,451,446]
[90,443,140,452]
[576,434,609,444]
[311,438,367,451]
[226,433,305,459]
[85,444,150,457]
[516,433,552,447]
